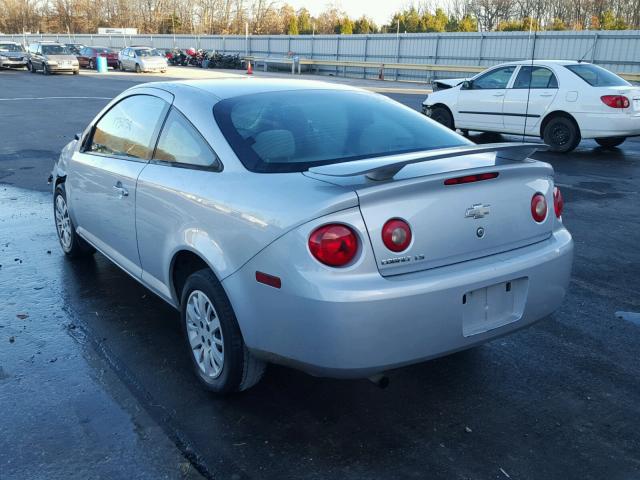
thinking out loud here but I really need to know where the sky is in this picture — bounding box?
[283,0,410,27]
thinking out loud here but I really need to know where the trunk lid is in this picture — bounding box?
[309,156,555,277]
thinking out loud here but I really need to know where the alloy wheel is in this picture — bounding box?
[185,290,224,379]
[54,194,72,251]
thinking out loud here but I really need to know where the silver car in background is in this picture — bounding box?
[117,46,167,73]
[0,41,28,69]
[51,79,573,393]
[27,41,79,75]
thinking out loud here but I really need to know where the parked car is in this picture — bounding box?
[0,41,28,69]
[117,46,167,73]
[27,41,79,75]
[77,46,119,69]
[422,60,640,152]
[51,79,573,393]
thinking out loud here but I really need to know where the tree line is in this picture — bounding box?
[1,0,638,35]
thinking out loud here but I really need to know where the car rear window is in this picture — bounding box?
[564,64,629,87]
[213,89,471,173]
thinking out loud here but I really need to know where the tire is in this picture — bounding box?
[73,69,79,75]
[542,115,581,153]
[595,136,626,148]
[180,268,266,393]
[54,184,95,258]
[460,129,470,136]
[29,62,36,73]
[135,64,141,73]
[430,106,454,130]
[118,61,124,71]
[89,59,95,70]
[42,64,49,75]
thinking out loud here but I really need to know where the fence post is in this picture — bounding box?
[336,36,340,76]
[310,35,314,59]
[478,33,484,66]
[395,34,401,80]
[363,35,369,78]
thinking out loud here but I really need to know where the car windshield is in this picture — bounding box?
[564,64,629,87]
[41,45,68,55]
[0,43,24,52]
[136,48,162,57]
[214,89,471,173]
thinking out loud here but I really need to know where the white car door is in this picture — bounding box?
[503,66,559,135]
[456,65,517,131]
[67,90,171,277]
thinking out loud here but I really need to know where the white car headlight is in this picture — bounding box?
[46,60,58,66]
[0,55,7,60]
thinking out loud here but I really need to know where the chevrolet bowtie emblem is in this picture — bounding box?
[465,203,491,219]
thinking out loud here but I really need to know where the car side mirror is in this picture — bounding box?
[461,80,472,90]
[74,133,81,141]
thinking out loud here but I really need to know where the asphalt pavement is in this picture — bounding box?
[1,67,639,480]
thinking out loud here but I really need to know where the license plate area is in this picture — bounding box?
[634,98,640,111]
[462,278,528,337]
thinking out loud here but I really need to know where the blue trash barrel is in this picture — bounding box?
[96,55,108,73]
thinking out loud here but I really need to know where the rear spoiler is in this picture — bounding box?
[308,143,545,181]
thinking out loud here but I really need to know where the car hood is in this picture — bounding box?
[0,51,26,58]
[44,54,78,61]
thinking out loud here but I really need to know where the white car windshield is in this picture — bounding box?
[564,64,630,87]
[41,45,68,55]
[136,49,162,57]
[0,43,24,52]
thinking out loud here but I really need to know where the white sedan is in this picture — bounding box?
[422,60,640,152]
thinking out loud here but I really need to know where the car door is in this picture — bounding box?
[135,107,222,300]
[67,89,172,277]
[33,45,44,70]
[456,65,517,131]
[77,48,89,68]
[120,48,129,69]
[503,66,559,135]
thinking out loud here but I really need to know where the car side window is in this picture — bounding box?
[154,108,220,168]
[472,66,516,89]
[88,95,168,161]
[513,66,558,89]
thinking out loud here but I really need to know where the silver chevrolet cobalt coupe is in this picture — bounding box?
[52,79,573,393]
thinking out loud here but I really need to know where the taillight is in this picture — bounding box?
[553,186,564,218]
[308,224,358,267]
[601,95,629,109]
[531,193,547,223]
[444,172,499,185]
[382,218,412,252]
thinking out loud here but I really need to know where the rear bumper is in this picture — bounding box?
[576,111,640,138]
[223,226,574,378]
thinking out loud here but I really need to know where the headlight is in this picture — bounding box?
[0,55,8,60]
[72,60,79,65]
[46,60,58,66]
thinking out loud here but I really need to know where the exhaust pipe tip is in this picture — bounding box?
[368,373,389,389]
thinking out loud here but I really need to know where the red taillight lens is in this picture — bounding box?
[381,218,412,252]
[308,224,358,267]
[531,193,547,223]
[553,186,564,218]
[601,95,630,109]
[444,172,499,185]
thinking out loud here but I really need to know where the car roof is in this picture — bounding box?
[0,41,20,44]
[142,78,362,101]
[498,60,582,66]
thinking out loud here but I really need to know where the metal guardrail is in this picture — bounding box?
[244,56,640,83]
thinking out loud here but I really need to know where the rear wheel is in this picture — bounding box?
[542,116,581,153]
[89,59,95,70]
[595,136,626,148]
[430,106,454,130]
[181,268,265,393]
[28,62,35,73]
[54,185,95,258]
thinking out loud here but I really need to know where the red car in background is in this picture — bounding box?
[77,46,119,69]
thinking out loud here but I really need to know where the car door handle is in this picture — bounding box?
[539,93,554,97]
[492,93,505,97]
[113,182,129,197]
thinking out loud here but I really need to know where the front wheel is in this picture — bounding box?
[181,268,266,393]
[54,185,95,258]
[42,64,49,75]
[595,136,626,148]
[135,64,141,73]
[429,106,455,130]
[542,116,581,153]
[118,61,124,71]
[89,59,95,70]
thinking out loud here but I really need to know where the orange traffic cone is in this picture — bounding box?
[246,60,253,75]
